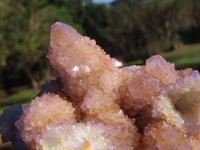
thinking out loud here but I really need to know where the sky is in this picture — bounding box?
[93,0,114,4]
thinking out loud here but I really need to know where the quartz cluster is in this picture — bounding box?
[1,22,200,150]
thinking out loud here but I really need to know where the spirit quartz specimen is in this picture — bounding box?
[1,22,200,150]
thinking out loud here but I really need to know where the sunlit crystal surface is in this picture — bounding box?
[48,22,123,104]
[39,122,112,150]
[152,71,200,137]
[140,121,200,150]
[15,93,75,149]
[145,55,178,85]
[38,120,138,150]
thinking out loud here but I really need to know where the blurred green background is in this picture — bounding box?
[0,0,200,148]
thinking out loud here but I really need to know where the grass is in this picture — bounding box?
[127,43,200,70]
[0,88,36,115]
[162,43,200,70]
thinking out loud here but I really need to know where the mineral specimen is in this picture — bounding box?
[1,22,200,150]
[140,121,200,150]
[48,22,123,105]
[15,94,76,149]
[152,70,200,137]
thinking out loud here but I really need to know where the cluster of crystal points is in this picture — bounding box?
[1,22,200,150]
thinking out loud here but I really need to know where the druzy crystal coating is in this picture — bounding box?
[1,22,200,149]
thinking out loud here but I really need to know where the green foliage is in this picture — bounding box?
[0,0,83,65]
[146,0,166,11]
[0,49,8,67]
[0,0,84,92]
[82,3,111,49]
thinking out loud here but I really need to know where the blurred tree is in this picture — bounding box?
[193,0,200,27]
[109,0,149,61]
[178,0,200,43]
[81,3,112,53]
[109,0,200,60]
[0,0,82,92]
